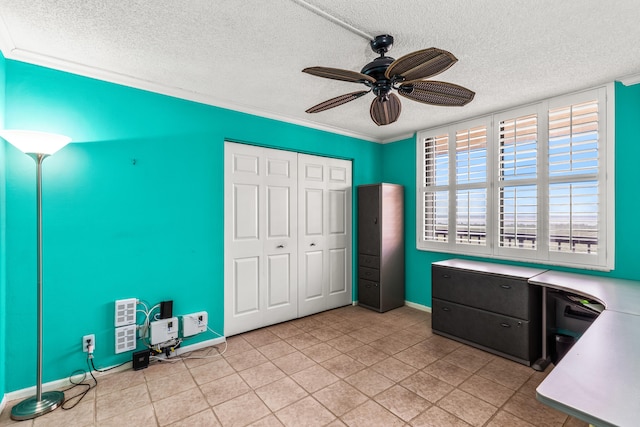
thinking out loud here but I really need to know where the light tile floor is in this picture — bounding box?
[0,305,588,427]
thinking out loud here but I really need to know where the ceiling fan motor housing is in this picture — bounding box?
[361,56,395,97]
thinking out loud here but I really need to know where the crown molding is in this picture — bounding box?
[380,132,415,144]
[618,73,640,86]
[0,46,385,144]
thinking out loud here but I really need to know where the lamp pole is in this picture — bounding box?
[33,153,46,403]
[1,130,70,421]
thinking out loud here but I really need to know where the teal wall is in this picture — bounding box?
[2,55,639,396]
[0,51,6,402]
[382,82,640,308]
[2,60,382,392]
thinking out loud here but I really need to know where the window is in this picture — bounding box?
[416,86,613,270]
[419,118,492,256]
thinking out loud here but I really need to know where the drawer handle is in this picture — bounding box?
[310,243,316,247]
[442,307,451,312]
[442,274,451,279]
[500,323,511,328]
[500,284,511,289]
[276,244,284,249]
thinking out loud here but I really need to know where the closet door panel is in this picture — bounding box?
[329,248,347,294]
[225,142,298,336]
[233,257,260,315]
[303,250,324,299]
[267,253,292,307]
[304,189,324,236]
[299,154,352,317]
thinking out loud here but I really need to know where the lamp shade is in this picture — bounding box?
[0,130,71,155]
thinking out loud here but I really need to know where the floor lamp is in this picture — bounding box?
[1,130,71,421]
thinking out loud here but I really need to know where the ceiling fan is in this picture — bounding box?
[302,34,475,126]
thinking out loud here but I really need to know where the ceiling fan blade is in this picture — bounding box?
[303,66,376,84]
[305,90,371,114]
[370,93,402,126]
[398,80,475,106]
[385,48,457,82]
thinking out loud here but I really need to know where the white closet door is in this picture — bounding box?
[224,142,298,336]
[298,154,352,317]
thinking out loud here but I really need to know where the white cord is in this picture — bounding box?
[137,300,149,313]
[179,340,227,359]
[179,326,227,359]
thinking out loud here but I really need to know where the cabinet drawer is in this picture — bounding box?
[432,265,533,319]
[358,254,380,269]
[358,266,380,281]
[358,279,380,310]
[432,298,535,363]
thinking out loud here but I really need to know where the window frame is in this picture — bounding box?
[416,84,615,271]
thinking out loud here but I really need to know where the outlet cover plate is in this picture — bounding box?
[82,334,95,352]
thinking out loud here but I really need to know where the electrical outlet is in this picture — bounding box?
[82,334,95,352]
[182,311,208,337]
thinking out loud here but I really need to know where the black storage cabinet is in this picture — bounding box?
[357,183,404,312]
[432,259,546,366]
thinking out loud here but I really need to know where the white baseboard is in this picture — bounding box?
[404,300,432,313]
[4,336,226,402]
[0,394,6,416]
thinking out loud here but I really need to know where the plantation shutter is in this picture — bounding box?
[423,134,449,242]
[548,99,599,255]
[498,113,538,250]
[455,125,488,246]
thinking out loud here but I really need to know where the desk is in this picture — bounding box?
[529,271,640,316]
[530,271,640,427]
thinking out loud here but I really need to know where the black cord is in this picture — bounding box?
[90,357,129,373]
[61,359,97,410]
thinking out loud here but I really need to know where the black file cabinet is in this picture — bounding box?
[432,259,545,366]
[357,183,404,312]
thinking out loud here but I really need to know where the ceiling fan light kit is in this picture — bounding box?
[303,34,475,126]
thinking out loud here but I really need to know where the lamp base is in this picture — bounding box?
[10,391,65,421]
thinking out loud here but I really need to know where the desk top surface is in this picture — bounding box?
[522,270,640,427]
[536,310,640,427]
[529,270,640,316]
[432,258,547,279]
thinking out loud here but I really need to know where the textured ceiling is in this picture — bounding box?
[0,0,639,142]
